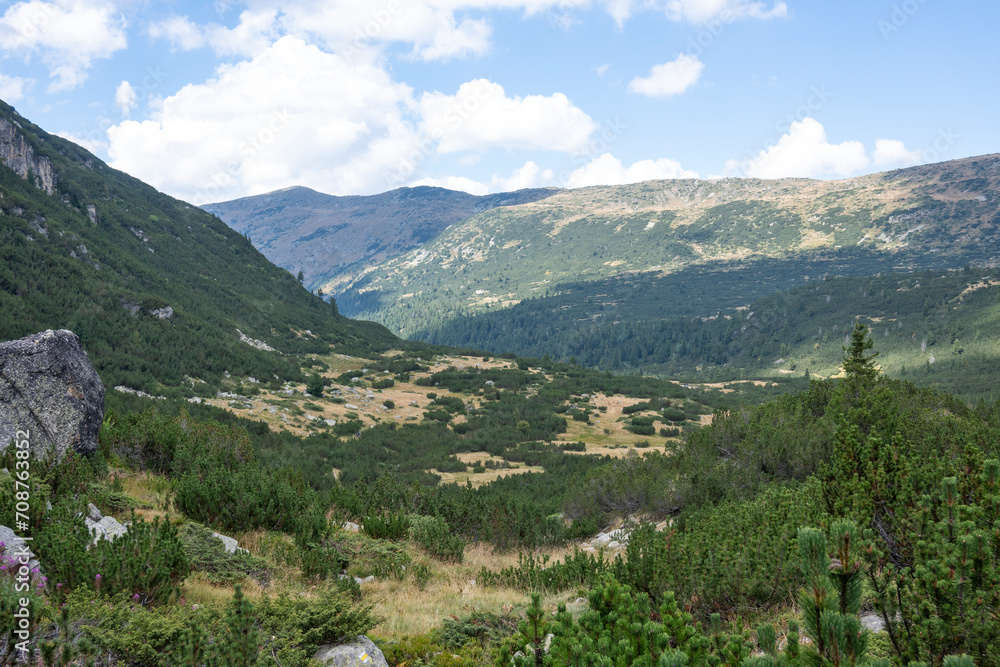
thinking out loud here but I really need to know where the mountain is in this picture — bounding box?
[202,185,558,288]
[330,156,1000,342]
[0,99,399,396]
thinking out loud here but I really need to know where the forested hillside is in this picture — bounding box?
[326,156,1000,375]
[0,100,399,396]
[418,266,1000,400]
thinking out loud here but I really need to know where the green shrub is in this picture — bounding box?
[362,511,411,541]
[333,419,365,436]
[409,515,466,563]
[37,500,188,606]
[306,374,326,397]
[178,523,269,586]
[625,416,656,436]
[174,463,314,534]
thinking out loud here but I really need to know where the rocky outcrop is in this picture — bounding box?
[0,330,105,459]
[212,531,247,554]
[85,504,128,543]
[0,524,42,574]
[313,636,387,667]
[0,117,56,195]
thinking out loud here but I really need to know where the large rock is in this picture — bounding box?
[0,524,42,574]
[0,330,104,459]
[313,636,388,667]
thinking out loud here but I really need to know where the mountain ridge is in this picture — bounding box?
[0,99,399,395]
[329,153,1000,336]
[202,184,559,288]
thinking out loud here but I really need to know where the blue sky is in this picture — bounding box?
[0,0,996,204]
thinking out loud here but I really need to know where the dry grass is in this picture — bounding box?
[431,452,545,487]
[367,542,577,637]
[199,352,511,437]
[111,468,178,522]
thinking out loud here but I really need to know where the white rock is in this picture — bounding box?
[212,531,247,554]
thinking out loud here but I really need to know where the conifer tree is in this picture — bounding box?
[841,323,879,383]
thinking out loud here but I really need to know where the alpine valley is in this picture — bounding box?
[210,154,1000,399]
[3,98,1000,667]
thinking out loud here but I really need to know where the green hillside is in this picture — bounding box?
[332,156,1000,344]
[418,266,1000,400]
[0,100,399,396]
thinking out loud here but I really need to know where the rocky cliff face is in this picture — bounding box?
[0,116,56,195]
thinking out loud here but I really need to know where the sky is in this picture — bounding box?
[0,0,997,205]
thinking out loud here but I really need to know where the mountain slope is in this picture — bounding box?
[202,185,557,288]
[328,155,1000,338]
[0,99,398,395]
[422,265,1000,400]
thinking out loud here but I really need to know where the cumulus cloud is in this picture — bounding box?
[0,0,127,91]
[148,9,278,58]
[873,138,923,169]
[114,80,136,116]
[628,54,704,97]
[664,0,788,22]
[491,160,555,190]
[409,174,490,195]
[56,130,107,154]
[107,36,419,204]
[257,1,493,61]
[0,73,29,101]
[741,118,869,179]
[566,153,697,188]
[419,78,598,154]
[411,161,556,195]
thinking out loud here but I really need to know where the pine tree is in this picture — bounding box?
[841,323,879,383]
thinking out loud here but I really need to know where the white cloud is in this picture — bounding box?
[419,78,598,154]
[114,80,136,116]
[0,0,127,91]
[148,10,278,58]
[741,118,869,179]
[664,0,788,22]
[491,160,555,190]
[628,54,704,97]
[873,139,923,169]
[410,161,555,195]
[266,1,492,62]
[595,63,611,76]
[107,36,420,204]
[409,175,489,195]
[147,15,205,51]
[220,1,645,62]
[0,73,30,101]
[566,153,697,188]
[55,130,106,154]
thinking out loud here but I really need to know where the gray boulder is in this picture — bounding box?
[313,636,387,667]
[0,524,42,574]
[86,515,128,543]
[0,330,105,459]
